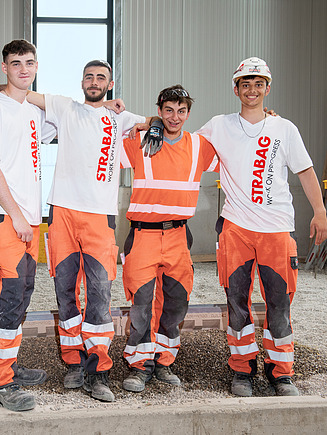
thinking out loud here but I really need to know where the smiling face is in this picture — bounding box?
[158,101,190,139]
[234,76,270,109]
[82,65,114,104]
[2,52,38,91]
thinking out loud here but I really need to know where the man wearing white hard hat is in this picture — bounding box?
[196,57,327,397]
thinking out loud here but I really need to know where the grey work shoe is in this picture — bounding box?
[122,370,152,392]
[64,365,84,389]
[272,377,299,396]
[155,366,181,386]
[14,366,48,386]
[83,372,115,402]
[0,384,36,412]
[231,373,253,397]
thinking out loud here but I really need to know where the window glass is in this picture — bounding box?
[37,0,107,18]
[36,23,107,102]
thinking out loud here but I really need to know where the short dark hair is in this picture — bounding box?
[83,60,112,81]
[156,85,194,111]
[2,39,36,62]
[235,75,268,89]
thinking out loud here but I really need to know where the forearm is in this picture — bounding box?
[146,116,160,126]
[298,166,327,244]
[298,167,326,215]
[26,90,46,110]
[0,170,23,219]
[0,170,33,241]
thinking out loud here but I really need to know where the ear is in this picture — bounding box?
[265,84,271,96]
[186,110,190,121]
[157,106,162,118]
[2,62,8,75]
[233,85,239,97]
[35,61,38,74]
[108,80,114,91]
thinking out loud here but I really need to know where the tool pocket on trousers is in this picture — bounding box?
[287,233,298,294]
[124,228,135,257]
[47,236,55,278]
[108,244,119,281]
[216,233,228,288]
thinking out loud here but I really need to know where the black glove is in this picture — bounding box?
[141,119,164,156]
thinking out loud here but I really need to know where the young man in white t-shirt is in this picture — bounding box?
[0,39,56,412]
[196,57,327,397]
[26,60,151,402]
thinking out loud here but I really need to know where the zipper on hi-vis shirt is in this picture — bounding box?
[30,119,40,182]
[251,136,271,204]
[97,114,113,182]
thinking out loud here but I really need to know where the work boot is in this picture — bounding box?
[83,372,115,402]
[14,366,48,386]
[64,365,84,389]
[0,384,36,412]
[272,377,299,396]
[155,366,181,386]
[231,373,253,397]
[122,369,152,392]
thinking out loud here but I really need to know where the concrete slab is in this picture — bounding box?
[1,396,326,435]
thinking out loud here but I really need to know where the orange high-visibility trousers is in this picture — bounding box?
[122,223,193,374]
[216,217,298,382]
[48,206,118,373]
[0,215,39,386]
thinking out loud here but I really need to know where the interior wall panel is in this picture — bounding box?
[121,0,327,255]
[0,0,326,256]
[0,0,25,82]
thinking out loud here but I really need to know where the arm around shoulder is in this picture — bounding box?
[26,90,46,111]
[297,166,327,245]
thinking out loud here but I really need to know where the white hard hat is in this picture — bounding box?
[232,57,272,87]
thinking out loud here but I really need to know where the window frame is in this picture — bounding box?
[31,0,114,99]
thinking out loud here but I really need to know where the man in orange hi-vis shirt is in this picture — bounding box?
[120,85,219,392]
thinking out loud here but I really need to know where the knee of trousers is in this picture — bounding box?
[258,264,293,339]
[225,260,255,332]
[129,303,153,341]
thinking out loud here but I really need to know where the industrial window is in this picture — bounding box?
[32,0,113,101]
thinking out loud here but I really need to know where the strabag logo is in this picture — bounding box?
[30,119,40,182]
[251,135,280,205]
[249,66,261,73]
[97,115,113,182]
[251,136,271,204]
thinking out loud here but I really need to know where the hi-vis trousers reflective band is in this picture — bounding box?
[48,206,118,373]
[216,217,298,382]
[122,223,193,373]
[0,215,39,386]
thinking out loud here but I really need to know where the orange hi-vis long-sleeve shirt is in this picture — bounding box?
[121,131,219,222]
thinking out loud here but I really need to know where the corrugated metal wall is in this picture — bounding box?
[0,0,25,82]
[0,0,326,255]
[121,0,327,255]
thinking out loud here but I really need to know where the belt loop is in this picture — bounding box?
[137,222,142,231]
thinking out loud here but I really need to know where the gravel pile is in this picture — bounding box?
[16,261,327,410]
[18,328,327,411]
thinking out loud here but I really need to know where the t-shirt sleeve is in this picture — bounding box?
[196,118,214,144]
[285,122,313,174]
[39,108,57,144]
[121,133,142,169]
[44,94,72,126]
[199,135,219,173]
[120,111,146,138]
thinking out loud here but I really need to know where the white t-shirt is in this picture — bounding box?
[0,94,56,225]
[197,113,313,232]
[45,95,145,215]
